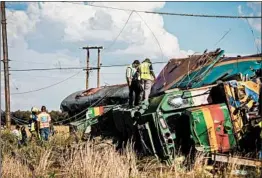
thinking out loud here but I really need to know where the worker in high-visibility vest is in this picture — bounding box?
[126,60,141,107]
[28,107,39,142]
[137,58,156,101]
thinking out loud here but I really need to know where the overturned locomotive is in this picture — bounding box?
[61,49,262,166]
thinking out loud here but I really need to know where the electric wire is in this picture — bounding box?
[54,91,120,124]
[102,61,167,67]
[87,3,261,19]
[12,75,86,80]
[213,28,231,47]
[135,11,164,61]
[11,71,82,95]
[11,118,26,125]
[53,86,123,124]
[103,11,134,50]
[5,67,98,72]
[11,79,19,90]
[184,53,215,88]
[6,61,168,72]
[245,18,261,54]
[10,116,28,125]
[12,116,28,124]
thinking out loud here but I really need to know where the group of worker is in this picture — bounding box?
[29,106,53,142]
[126,58,156,107]
[12,105,53,147]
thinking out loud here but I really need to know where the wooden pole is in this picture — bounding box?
[82,46,103,89]
[86,49,90,90]
[97,48,101,88]
[1,2,11,129]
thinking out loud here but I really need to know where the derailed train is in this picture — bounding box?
[61,49,262,165]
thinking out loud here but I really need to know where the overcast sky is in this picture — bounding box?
[1,2,261,111]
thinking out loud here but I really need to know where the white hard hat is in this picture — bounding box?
[31,107,39,112]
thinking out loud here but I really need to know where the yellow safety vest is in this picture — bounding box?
[31,122,35,131]
[139,62,152,80]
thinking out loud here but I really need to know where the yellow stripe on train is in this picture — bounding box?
[239,81,259,94]
[202,107,218,152]
[94,107,100,116]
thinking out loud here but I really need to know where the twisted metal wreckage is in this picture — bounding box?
[61,49,262,167]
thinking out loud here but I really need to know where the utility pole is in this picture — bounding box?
[85,48,90,90]
[0,3,2,176]
[82,46,103,89]
[1,2,11,129]
[97,48,101,88]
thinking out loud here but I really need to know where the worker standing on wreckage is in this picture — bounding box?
[126,60,141,107]
[137,58,156,102]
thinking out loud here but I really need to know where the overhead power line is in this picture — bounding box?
[213,28,231,47]
[11,71,82,95]
[87,4,262,19]
[5,61,168,72]
[245,18,261,54]
[103,11,134,50]
[53,85,124,124]
[77,61,168,69]
[135,11,164,61]
[4,67,99,72]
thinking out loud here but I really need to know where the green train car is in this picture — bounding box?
[63,50,262,166]
[79,79,262,166]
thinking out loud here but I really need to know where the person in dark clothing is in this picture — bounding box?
[126,60,141,107]
[21,126,27,146]
[12,125,22,147]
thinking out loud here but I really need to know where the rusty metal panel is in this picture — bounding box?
[151,49,223,95]
[151,51,262,97]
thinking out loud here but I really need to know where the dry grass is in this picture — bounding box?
[10,125,70,137]
[61,143,138,178]
[1,130,261,178]
[2,155,32,178]
[54,125,69,134]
